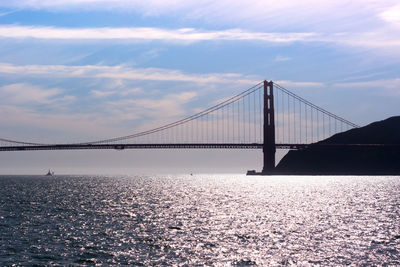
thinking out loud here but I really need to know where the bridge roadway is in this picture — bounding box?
[0,143,398,151]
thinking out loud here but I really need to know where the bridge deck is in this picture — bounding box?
[0,143,398,151]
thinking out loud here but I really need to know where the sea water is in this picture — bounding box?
[0,175,399,265]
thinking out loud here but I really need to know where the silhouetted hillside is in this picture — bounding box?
[276,116,400,175]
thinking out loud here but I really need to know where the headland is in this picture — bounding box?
[267,116,400,175]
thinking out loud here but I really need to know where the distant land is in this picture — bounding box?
[276,116,400,175]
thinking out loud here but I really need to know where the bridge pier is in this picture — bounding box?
[262,80,276,174]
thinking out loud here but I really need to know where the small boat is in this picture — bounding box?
[45,169,54,176]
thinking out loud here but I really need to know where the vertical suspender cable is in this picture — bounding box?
[243,97,245,143]
[317,111,319,141]
[227,103,229,142]
[237,100,242,143]
[282,89,285,143]
[299,100,302,143]
[248,93,251,143]
[254,89,256,143]
[293,97,295,144]
[288,93,290,143]
[311,108,313,143]
[231,102,233,142]
[259,88,262,143]
[305,104,307,143]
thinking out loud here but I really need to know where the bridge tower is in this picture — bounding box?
[262,80,276,174]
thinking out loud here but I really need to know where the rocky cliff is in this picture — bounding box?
[275,116,400,175]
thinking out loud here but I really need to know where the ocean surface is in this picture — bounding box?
[0,175,399,266]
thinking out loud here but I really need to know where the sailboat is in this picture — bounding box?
[45,169,54,176]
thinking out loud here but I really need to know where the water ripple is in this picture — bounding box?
[0,175,399,265]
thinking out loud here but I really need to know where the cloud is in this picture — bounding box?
[0,62,261,85]
[2,1,400,50]
[380,4,400,26]
[0,83,75,106]
[2,1,399,52]
[0,80,200,143]
[91,87,143,98]
[333,78,400,97]
[1,1,398,33]
[101,91,199,134]
[0,83,59,104]
[106,91,197,117]
[274,55,292,62]
[91,90,115,98]
[275,80,324,87]
[0,62,325,96]
[0,10,18,17]
[325,31,400,48]
[0,105,123,142]
[333,78,400,88]
[328,72,387,84]
[0,25,316,43]
[1,24,399,50]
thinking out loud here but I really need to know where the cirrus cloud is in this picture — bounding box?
[0,62,325,88]
[0,62,260,84]
[0,1,397,30]
[0,25,316,43]
[0,25,399,49]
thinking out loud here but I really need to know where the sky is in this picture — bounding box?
[0,0,399,174]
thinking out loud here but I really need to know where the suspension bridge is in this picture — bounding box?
[0,80,361,174]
